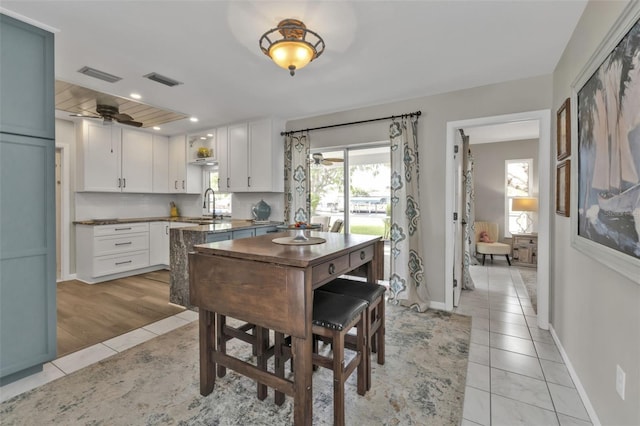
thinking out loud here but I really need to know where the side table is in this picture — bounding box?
[511,233,538,267]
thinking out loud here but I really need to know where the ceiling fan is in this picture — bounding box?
[71,104,143,127]
[312,152,344,166]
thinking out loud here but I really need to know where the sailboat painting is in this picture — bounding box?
[577,17,640,260]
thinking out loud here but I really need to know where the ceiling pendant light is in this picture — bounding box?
[259,19,325,76]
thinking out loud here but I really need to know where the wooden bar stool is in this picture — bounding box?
[215,314,271,400]
[274,290,368,425]
[318,277,386,391]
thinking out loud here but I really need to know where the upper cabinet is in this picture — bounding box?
[152,134,169,193]
[168,134,201,194]
[218,118,284,192]
[76,121,153,193]
[0,14,54,139]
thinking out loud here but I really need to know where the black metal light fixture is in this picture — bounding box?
[259,19,325,76]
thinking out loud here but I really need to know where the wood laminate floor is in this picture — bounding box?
[56,270,184,357]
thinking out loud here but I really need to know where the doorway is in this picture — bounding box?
[445,110,551,329]
[310,145,391,278]
[55,144,70,282]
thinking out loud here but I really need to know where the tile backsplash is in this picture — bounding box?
[75,192,285,222]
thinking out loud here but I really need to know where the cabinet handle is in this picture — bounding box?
[118,178,121,188]
[174,180,178,190]
[360,251,366,260]
[328,263,336,275]
[227,177,230,188]
[115,260,132,265]
[123,178,126,188]
[182,180,185,189]
[165,225,169,235]
[248,176,251,187]
[115,241,132,246]
[114,227,132,231]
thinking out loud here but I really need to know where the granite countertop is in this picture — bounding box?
[74,216,283,231]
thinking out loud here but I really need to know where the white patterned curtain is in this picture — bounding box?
[284,133,310,224]
[388,116,430,312]
[462,132,477,290]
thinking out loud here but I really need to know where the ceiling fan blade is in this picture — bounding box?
[321,159,333,166]
[118,120,143,128]
[114,113,134,121]
[324,157,344,162]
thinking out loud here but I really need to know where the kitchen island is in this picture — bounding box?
[170,220,282,308]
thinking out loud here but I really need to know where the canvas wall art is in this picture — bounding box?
[577,17,640,260]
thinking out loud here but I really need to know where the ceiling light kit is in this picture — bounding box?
[259,18,325,76]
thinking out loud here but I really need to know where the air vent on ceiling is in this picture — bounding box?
[77,66,122,83]
[143,72,183,87]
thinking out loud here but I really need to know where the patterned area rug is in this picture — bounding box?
[1,304,471,426]
[518,267,538,313]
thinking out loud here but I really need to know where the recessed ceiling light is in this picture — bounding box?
[153,126,161,130]
[190,117,199,122]
[207,133,213,137]
[200,136,207,140]
[130,93,142,99]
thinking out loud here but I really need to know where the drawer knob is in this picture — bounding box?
[328,263,336,274]
[360,251,366,260]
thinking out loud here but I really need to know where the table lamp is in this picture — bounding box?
[512,197,538,234]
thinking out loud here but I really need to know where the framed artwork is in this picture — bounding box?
[556,160,570,217]
[572,5,640,283]
[557,98,571,160]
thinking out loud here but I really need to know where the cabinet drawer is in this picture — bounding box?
[93,250,149,276]
[94,222,149,236]
[349,245,374,268]
[312,254,350,285]
[94,232,149,256]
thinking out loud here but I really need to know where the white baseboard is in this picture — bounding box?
[429,301,447,311]
[57,273,76,283]
[549,324,601,426]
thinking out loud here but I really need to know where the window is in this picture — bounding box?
[505,159,532,236]
[203,168,232,216]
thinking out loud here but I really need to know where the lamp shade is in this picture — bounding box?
[512,197,538,212]
[269,41,314,72]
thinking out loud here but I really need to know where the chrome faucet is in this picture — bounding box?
[203,187,216,219]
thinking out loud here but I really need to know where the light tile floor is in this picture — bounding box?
[457,263,592,426]
[0,309,199,403]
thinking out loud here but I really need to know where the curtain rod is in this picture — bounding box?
[281,110,422,136]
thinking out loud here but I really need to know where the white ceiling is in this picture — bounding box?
[1,1,587,136]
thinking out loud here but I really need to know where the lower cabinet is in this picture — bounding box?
[76,223,150,283]
[149,221,170,266]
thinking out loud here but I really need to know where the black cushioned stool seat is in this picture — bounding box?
[274,290,367,426]
[318,278,386,391]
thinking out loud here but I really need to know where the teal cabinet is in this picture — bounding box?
[0,14,56,381]
[0,14,55,140]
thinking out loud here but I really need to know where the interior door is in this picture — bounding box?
[453,130,464,307]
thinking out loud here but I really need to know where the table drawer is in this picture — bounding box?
[94,232,149,256]
[312,254,350,285]
[349,245,374,268]
[94,222,149,236]
[93,250,149,276]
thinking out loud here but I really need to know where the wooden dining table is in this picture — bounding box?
[189,231,382,425]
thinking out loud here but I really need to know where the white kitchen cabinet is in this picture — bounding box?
[76,223,150,283]
[169,134,201,194]
[77,121,154,192]
[152,135,169,193]
[121,128,153,192]
[76,121,121,192]
[149,221,170,266]
[218,118,284,192]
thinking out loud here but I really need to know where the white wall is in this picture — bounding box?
[473,138,539,240]
[552,1,639,424]
[286,74,552,304]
